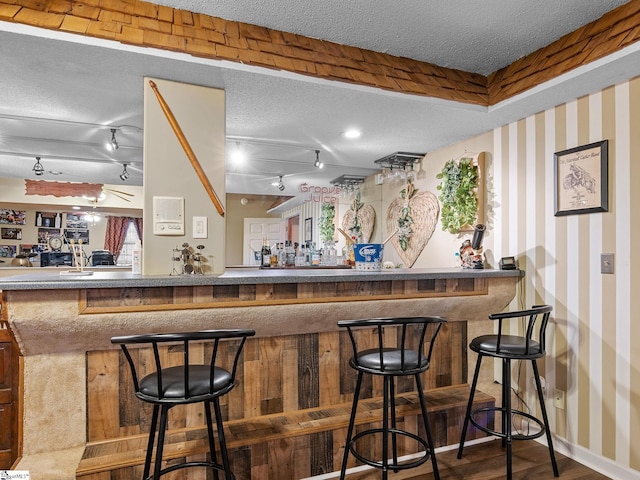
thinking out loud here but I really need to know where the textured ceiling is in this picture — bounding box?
[151,0,629,75]
[0,0,634,202]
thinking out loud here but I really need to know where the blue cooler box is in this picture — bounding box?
[354,243,383,271]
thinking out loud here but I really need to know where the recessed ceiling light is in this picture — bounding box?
[229,143,245,163]
[342,129,361,139]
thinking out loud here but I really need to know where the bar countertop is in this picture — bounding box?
[0,267,523,290]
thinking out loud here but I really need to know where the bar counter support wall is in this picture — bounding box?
[0,270,521,479]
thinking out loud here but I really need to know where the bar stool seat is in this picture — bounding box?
[111,329,255,480]
[338,316,446,480]
[457,305,559,479]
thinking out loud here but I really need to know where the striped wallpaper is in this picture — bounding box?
[491,76,640,477]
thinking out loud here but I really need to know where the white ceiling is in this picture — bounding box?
[0,0,635,199]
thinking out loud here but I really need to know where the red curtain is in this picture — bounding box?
[132,217,143,243]
[104,217,138,258]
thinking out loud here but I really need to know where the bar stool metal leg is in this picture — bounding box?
[204,402,220,480]
[504,358,512,479]
[532,360,559,476]
[213,397,234,479]
[381,377,389,480]
[340,371,364,480]
[143,405,160,480]
[152,405,170,480]
[416,374,440,480]
[457,353,483,459]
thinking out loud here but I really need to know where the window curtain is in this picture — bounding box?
[104,217,133,257]
[132,217,143,244]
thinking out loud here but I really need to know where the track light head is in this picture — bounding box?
[119,164,129,181]
[108,128,119,150]
[276,175,285,191]
[314,149,323,169]
[32,156,44,176]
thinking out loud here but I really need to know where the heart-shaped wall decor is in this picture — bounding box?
[386,187,439,268]
[342,204,375,242]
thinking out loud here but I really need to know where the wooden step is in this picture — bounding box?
[76,385,493,478]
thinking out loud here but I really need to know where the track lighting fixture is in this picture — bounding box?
[277,175,285,191]
[314,149,323,169]
[119,164,130,181]
[107,128,119,150]
[32,156,44,176]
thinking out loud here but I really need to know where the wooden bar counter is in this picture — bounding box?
[0,267,522,480]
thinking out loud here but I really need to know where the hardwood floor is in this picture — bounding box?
[343,439,612,480]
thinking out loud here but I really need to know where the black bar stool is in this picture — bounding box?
[111,329,255,480]
[457,305,559,479]
[338,316,446,480]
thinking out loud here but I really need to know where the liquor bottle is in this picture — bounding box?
[311,243,321,266]
[261,238,271,268]
[271,243,279,268]
[285,241,295,267]
[304,244,311,265]
[277,242,286,267]
[295,244,305,267]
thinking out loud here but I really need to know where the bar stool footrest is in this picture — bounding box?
[349,427,432,471]
[470,406,546,441]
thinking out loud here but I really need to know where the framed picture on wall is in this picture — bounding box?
[0,245,17,258]
[1,227,22,240]
[554,140,608,216]
[304,217,313,243]
[36,211,61,228]
[0,209,26,225]
[66,213,89,229]
[20,244,47,255]
[37,228,61,244]
[64,229,90,244]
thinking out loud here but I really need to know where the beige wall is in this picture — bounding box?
[225,193,282,265]
[143,78,226,275]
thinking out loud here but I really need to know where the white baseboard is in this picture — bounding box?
[540,436,640,480]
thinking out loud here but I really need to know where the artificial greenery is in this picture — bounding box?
[347,191,363,240]
[397,179,417,251]
[436,157,479,233]
[319,202,336,243]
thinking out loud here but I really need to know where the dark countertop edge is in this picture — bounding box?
[0,267,523,290]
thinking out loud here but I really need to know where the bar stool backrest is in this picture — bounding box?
[488,304,552,358]
[111,329,255,404]
[338,316,446,376]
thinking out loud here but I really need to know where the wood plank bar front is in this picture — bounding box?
[0,268,521,480]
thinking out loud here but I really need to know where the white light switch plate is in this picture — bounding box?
[193,216,207,238]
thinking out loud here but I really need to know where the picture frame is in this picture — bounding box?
[0,209,26,225]
[1,227,22,240]
[554,140,608,216]
[37,228,61,244]
[64,228,90,245]
[304,217,313,243]
[36,211,61,228]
